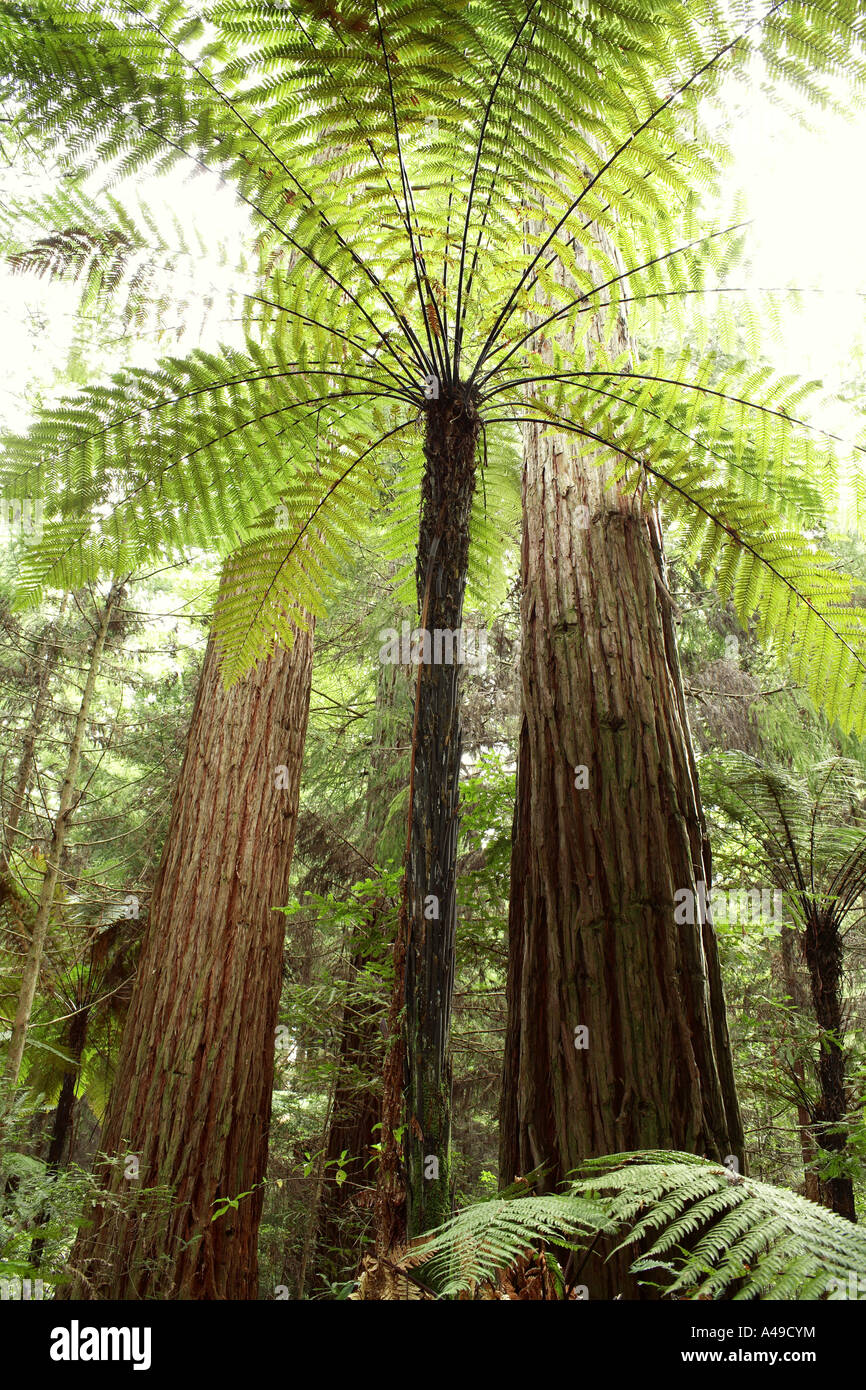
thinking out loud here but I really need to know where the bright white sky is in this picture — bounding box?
[723,81,866,386]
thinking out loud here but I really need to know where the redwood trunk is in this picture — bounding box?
[500,424,744,1296]
[62,617,313,1298]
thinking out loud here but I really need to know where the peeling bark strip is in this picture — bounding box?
[500,422,744,1294]
[63,607,313,1299]
[403,385,480,1238]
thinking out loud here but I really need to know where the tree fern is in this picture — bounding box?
[2,0,866,726]
[410,1152,866,1298]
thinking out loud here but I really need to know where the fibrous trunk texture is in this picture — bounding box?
[402,386,480,1240]
[801,910,855,1221]
[62,615,313,1298]
[500,431,744,1293]
[501,192,743,1297]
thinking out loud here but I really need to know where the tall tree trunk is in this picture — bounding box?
[318,659,408,1282]
[4,584,120,1088]
[500,193,743,1297]
[318,975,383,1274]
[1,593,68,871]
[779,927,820,1203]
[29,999,91,1268]
[801,910,855,1221]
[501,437,744,1293]
[62,606,314,1299]
[400,386,480,1241]
[45,1003,91,1170]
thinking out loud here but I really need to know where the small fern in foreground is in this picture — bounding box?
[411,1153,866,1299]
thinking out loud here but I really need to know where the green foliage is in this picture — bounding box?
[413,1152,866,1299]
[578,1152,866,1300]
[410,1183,611,1296]
[705,753,866,921]
[4,0,866,1300]
[3,0,866,722]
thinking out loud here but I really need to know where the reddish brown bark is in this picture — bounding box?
[500,194,743,1295]
[500,430,744,1294]
[62,615,313,1299]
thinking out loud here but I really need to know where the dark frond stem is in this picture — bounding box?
[456,9,540,376]
[373,0,445,386]
[484,369,866,464]
[37,369,414,477]
[484,379,804,503]
[81,93,424,382]
[36,388,403,587]
[124,0,431,378]
[242,296,420,395]
[452,0,544,378]
[226,417,416,648]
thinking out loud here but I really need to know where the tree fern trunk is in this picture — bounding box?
[62,601,314,1298]
[402,386,480,1240]
[802,911,855,1221]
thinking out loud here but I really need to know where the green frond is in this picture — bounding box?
[701,752,866,919]
[1,180,246,334]
[5,0,866,676]
[413,1152,866,1298]
[489,361,866,737]
[408,1187,613,1297]
[573,1152,866,1300]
